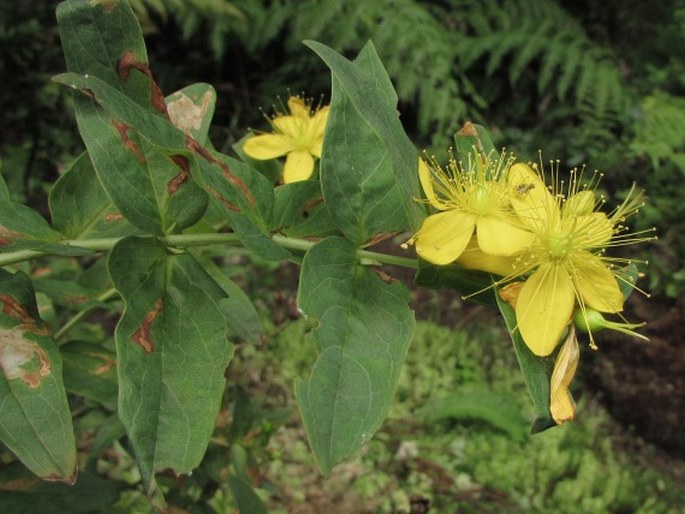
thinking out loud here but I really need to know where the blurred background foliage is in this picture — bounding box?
[1,1,685,511]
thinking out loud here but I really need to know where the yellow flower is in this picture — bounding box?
[405,154,534,265]
[549,326,580,425]
[243,96,329,183]
[506,162,649,356]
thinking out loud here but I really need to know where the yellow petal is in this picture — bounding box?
[415,211,476,265]
[569,213,613,248]
[243,134,294,160]
[272,115,306,139]
[418,158,449,211]
[287,96,310,118]
[563,190,595,216]
[516,262,575,356]
[550,326,580,425]
[475,215,535,256]
[283,150,315,183]
[572,253,624,313]
[457,238,519,276]
[508,163,559,230]
[310,106,330,139]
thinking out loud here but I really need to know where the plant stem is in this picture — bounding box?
[0,233,417,269]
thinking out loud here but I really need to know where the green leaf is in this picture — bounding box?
[227,475,268,514]
[494,286,555,433]
[0,469,123,514]
[0,269,77,483]
[61,340,118,410]
[49,152,140,240]
[200,258,262,344]
[0,172,81,255]
[272,180,338,238]
[194,155,289,261]
[422,385,528,441]
[306,41,424,243]
[414,259,498,308]
[165,83,217,145]
[56,2,208,235]
[108,237,234,489]
[295,237,415,473]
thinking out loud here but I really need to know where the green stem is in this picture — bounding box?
[0,233,417,269]
[54,287,120,343]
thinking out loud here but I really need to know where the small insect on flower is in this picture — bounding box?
[403,152,534,265]
[503,160,654,356]
[242,96,329,183]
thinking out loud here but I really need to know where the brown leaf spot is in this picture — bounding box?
[117,51,168,116]
[63,295,89,306]
[0,326,51,387]
[207,187,240,212]
[365,231,400,247]
[302,196,324,217]
[105,213,124,222]
[1,294,35,326]
[89,0,118,14]
[186,136,256,208]
[167,90,213,134]
[168,155,190,195]
[0,226,26,245]
[112,120,145,163]
[84,351,117,375]
[131,299,163,353]
[456,121,478,137]
[372,269,397,284]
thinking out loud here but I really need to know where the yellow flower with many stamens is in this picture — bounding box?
[405,153,534,265]
[243,96,329,183]
[505,161,649,356]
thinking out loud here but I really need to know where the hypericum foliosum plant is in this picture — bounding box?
[0,0,654,509]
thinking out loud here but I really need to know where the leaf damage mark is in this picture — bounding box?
[0,226,26,246]
[0,294,51,387]
[112,120,145,163]
[84,351,117,375]
[186,136,256,208]
[167,90,213,134]
[168,154,190,194]
[89,0,118,14]
[117,51,168,116]
[131,298,163,353]
[207,187,240,212]
[0,327,51,387]
[456,121,478,137]
[105,213,125,222]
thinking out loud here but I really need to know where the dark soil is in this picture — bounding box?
[585,294,685,458]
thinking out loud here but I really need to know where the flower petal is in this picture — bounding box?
[283,149,315,183]
[243,134,294,160]
[272,115,306,139]
[572,253,624,313]
[508,163,560,231]
[549,327,580,425]
[287,96,310,119]
[516,262,575,356]
[415,211,476,265]
[563,190,595,216]
[418,158,450,211]
[475,215,535,256]
[456,237,519,276]
[310,106,330,139]
[567,213,613,248]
